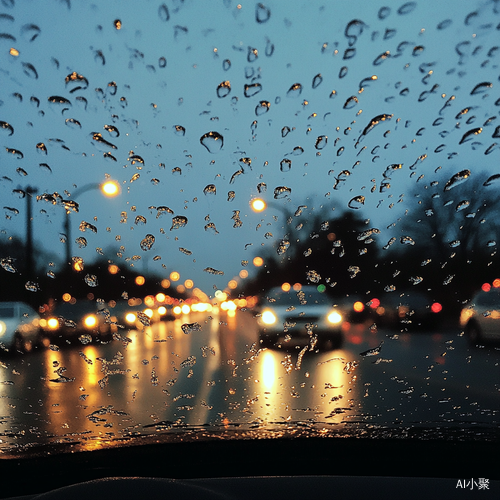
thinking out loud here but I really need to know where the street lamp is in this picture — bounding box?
[63,180,120,266]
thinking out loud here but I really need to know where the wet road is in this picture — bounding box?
[0,310,498,450]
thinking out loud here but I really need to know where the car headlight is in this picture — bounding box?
[84,315,98,328]
[125,312,137,323]
[47,318,60,330]
[327,311,342,324]
[0,320,5,336]
[262,310,277,325]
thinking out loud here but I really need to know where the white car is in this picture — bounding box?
[0,302,41,353]
[460,288,500,344]
[257,286,343,347]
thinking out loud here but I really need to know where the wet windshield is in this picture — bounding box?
[0,0,499,456]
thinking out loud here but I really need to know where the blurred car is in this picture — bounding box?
[41,299,117,344]
[334,295,374,324]
[0,301,41,353]
[460,287,500,344]
[111,299,175,330]
[256,286,343,347]
[374,291,443,330]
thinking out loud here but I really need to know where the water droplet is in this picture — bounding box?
[171,215,188,230]
[329,90,337,99]
[348,266,361,278]
[65,118,81,129]
[130,173,140,183]
[48,95,71,107]
[255,100,270,116]
[0,257,16,273]
[378,6,391,19]
[373,51,390,65]
[306,270,321,283]
[343,95,358,109]
[227,191,235,202]
[455,200,470,212]
[79,221,97,233]
[384,285,396,292]
[449,240,461,248]
[487,240,496,247]
[134,215,147,225]
[459,127,482,144]
[312,73,323,89]
[217,81,231,98]
[410,276,423,285]
[471,82,492,95]
[181,322,202,335]
[247,46,258,62]
[398,2,417,15]
[314,135,327,150]
[277,240,290,255]
[158,3,170,22]
[173,125,186,136]
[360,341,384,357]
[348,195,365,209]
[443,170,471,191]
[280,158,292,172]
[24,281,38,292]
[265,38,274,57]
[344,19,366,46]
[200,131,224,153]
[159,56,167,68]
[360,114,393,139]
[339,66,348,79]
[136,311,151,327]
[0,121,14,136]
[400,236,415,245]
[65,72,88,93]
[75,237,87,248]
[91,132,117,150]
[273,186,291,199]
[104,124,119,137]
[244,83,262,97]
[281,126,291,138]
[483,173,500,187]
[437,19,452,30]
[6,148,23,159]
[22,62,38,79]
[256,3,271,23]
[203,184,216,195]
[286,83,302,98]
[20,23,41,42]
[204,267,224,275]
[84,274,98,287]
[140,234,155,251]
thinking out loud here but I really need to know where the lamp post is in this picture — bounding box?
[63,180,120,266]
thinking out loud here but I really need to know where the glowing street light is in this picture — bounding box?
[251,198,267,212]
[64,180,120,266]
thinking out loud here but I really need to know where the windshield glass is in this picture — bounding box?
[0,0,499,458]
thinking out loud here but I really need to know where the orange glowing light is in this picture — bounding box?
[228,280,238,290]
[108,264,119,274]
[239,270,248,279]
[281,282,291,292]
[135,275,145,286]
[176,284,186,294]
[493,279,500,288]
[156,293,166,302]
[293,283,302,291]
[253,257,264,267]
[161,279,171,288]
[62,293,72,302]
[481,283,491,292]
[353,301,365,313]
[369,298,380,309]
[184,279,194,289]
[170,271,180,282]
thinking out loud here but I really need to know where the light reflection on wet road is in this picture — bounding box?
[0,310,498,450]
